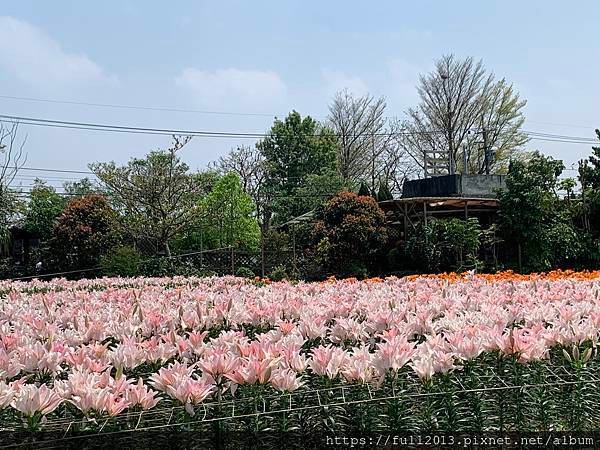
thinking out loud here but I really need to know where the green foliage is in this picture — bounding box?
[357,182,370,197]
[0,186,20,256]
[498,151,576,271]
[23,180,67,241]
[100,246,142,277]
[579,130,600,238]
[62,178,99,198]
[90,138,208,256]
[138,257,212,277]
[268,265,288,281]
[48,194,119,271]
[262,229,289,253]
[235,266,255,278]
[198,172,260,250]
[294,171,347,214]
[377,183,393,201]
[258,111,339,224]
[405,218,482,273]
[313,191,387,277]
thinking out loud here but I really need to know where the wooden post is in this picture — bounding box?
[200,226,204,268]
[423,201,428,227]
[292,224,297,275]
[403,203,408,241]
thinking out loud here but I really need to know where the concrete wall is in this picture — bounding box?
[402,174,506,198]
[460,174,506,197]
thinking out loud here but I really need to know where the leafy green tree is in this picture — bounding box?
[48,194,119,272]
[313,191,387,277]
[498,151,576,271]
[198,172,260,250]
[0,187,20,256]
[63,178,99,197]
[90,137,210,256]
[23,180,67,241]
[257,111,339,225]
[294,171,347,216]
[579,130,600,237]
[405,218,482,273]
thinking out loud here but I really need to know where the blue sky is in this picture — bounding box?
[1,1,598,190]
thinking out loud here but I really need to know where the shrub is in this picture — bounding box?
[139,257,205,277]
[48,194,119,272]
[101,246,142,277]
[235,266,255,278]
[405,218,482,273]
[268,265,288,281]
[313,191,387,278]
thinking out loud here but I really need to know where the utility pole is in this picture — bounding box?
[482,127,491,175]
[441,73,455,175]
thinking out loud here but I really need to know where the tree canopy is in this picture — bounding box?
[257,111,339,225]
[403,54,528,176]
[89,137,209,256]
[198,172,260,250]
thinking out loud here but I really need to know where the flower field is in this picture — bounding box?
[1,271,600,444]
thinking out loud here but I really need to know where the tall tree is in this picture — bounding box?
[257,111,339,224]
[62,178,100,198]
[498,152,579,271]
[23,180,67,241]
[0,121,26,255]
[198,172,260,250]
[90,136,207,256]
[328,90,411,194]
[211,145,271,231]
[579,129,600,235]
[403,54,527,176]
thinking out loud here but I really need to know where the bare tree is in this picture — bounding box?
[402,54,527,176]
[0,121,27,254]
[328,90,412,193]
[0,121,27,189]
[328,90,387,184]
[465,78,528,173]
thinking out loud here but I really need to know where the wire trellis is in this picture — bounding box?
[2,363,600,448]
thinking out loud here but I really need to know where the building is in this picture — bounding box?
[379,174,505,242]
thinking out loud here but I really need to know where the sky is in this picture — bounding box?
[1,0,598,192]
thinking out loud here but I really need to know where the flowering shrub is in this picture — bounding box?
[0,271,600,436]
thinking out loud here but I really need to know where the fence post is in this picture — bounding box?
[260,228,265,278]
[231,246,235,275]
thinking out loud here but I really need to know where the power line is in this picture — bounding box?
[19,166,93,175]
[3,94,598,132]
[2,113,598,145]
[0,94,280,118]
[0,113,449,139]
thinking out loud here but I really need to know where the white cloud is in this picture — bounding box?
[0,16,116,89]
[175,68,287,108]
[321,68,368,97]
